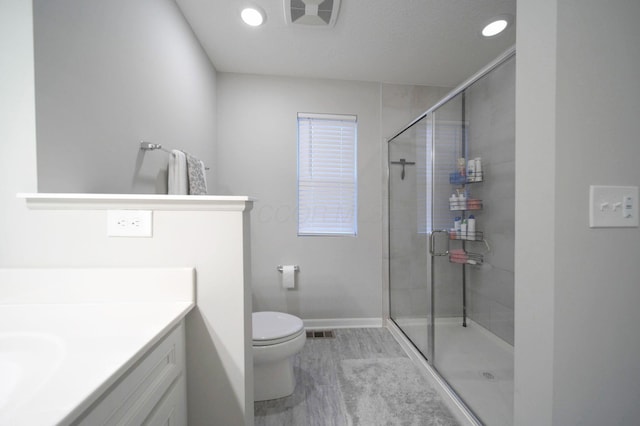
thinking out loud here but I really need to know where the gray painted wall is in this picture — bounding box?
[515,0,640,424]
[553,0,640,423]
[34,0,217,194]
[217,73,383,321]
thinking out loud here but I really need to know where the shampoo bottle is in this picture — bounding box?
[458,191,467,210]
[474,157,482,182]
[467,159,476,183]
[449,194,457,210]
[467,215,476,240]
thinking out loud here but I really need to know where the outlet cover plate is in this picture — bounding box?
[107,210,153,237]
[589,185,639,228]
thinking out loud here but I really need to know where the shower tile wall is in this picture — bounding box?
[464,58,515,345]
[388,127,429,326]
[381,84,452,137]
[382,83,452,322]
[431,96,466,319]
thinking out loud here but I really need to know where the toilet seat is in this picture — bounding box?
[252,311,304,346]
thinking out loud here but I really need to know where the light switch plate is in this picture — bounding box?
[107,210,153,237]
[589,186,639,228]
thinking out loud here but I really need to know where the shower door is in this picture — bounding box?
[388,94,465,364]
[388,51,516,426]
[388,91,482,422]
[388,116,431,359]
[430,92,467,370]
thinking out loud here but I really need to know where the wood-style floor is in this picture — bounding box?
[254,328,459,426]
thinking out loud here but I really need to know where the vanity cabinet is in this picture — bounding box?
[74,322,187,426]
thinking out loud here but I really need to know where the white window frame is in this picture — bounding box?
[297,112,358,236]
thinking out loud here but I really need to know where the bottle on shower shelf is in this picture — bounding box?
[474,157,482,181]
[457,158,466,177]
[451,216,462,239]
[467,215,476,240]
[467,159,476,182]
[458,191,467,210]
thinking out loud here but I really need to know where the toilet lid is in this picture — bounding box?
[252,311,304,343]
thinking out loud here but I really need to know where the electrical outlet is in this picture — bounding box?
[107,210,153,237]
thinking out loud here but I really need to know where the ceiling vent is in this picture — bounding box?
[285,0,341,27]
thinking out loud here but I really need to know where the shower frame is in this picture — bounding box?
[386,46,515,425]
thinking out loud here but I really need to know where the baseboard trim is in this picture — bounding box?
[386,319,482,426]
[303,317,383,330]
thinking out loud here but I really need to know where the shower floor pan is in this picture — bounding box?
[393,317,514,426]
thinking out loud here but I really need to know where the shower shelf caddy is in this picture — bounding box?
[450,230,484,241]
[448,167,484,266]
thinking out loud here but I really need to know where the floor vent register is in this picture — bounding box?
[306,330,336,339]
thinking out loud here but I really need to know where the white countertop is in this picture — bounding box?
[0,268,195,426]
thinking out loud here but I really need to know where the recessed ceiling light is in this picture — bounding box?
[241,7,265,27]
[482,17,510,37]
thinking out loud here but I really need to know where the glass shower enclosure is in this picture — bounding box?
[388,49,515,426]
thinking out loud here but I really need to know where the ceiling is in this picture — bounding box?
[176,0,516,88]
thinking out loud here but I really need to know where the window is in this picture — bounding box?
[297,113,357,236]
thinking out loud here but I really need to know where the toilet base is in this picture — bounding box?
[254,357,296,401]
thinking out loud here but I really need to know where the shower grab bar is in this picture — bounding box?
[140,141,210,170]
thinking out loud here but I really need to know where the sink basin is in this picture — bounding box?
[0,332,66,421]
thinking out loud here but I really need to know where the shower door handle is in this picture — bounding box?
[429,230,450,256]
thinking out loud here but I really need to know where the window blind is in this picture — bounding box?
[297,113,357,236]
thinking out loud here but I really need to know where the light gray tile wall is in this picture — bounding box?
[465,57,516,345]
[388,125,432,328]
[382,84,452,329]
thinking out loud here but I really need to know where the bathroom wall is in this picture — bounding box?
[465,56,515,345]
[552,1,640,420]
[34,0,217,194]
[217,74,448,324]
[12,0,640,423]
[515,0,640,424]
[1,2,253,425]
[217,73,382,323]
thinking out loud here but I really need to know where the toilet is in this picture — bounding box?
[252,311,306,401]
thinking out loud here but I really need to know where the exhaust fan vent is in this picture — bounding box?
[285,0,341,27]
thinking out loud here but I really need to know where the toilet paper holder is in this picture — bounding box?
[276,265,299,272]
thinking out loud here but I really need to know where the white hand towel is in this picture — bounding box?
[168,150,188,195]
[186,153,207,195]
